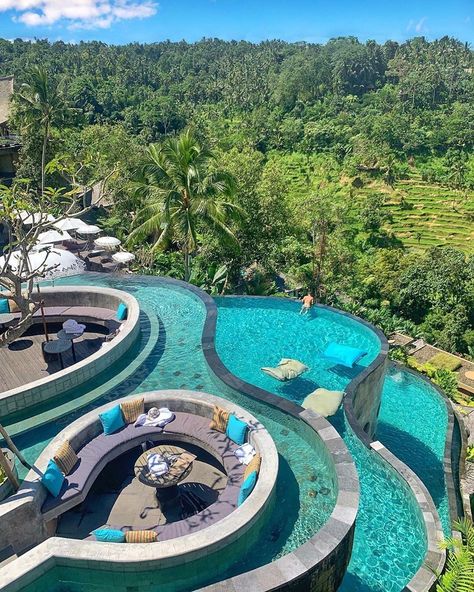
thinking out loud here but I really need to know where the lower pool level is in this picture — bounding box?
[2,274,452,592]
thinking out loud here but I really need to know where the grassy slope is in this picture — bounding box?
[348,172,473,254]
[272,153,474,254]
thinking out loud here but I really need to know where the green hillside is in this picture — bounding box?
[357,174,474,253]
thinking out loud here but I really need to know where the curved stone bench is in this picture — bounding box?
[42,412,246,533]
[5,390,277,566]
[0,286,140,418]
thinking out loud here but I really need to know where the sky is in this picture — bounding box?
[0,0,472,45]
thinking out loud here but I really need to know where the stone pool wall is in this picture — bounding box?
[0,286,140,417]
[0,390,279,591]
[190,284,359,592]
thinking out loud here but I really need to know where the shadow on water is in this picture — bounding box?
[338,570,383,592]
[278,377,320,403]
[376,421,446,509]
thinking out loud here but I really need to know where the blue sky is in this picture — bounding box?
[0,1,472,45]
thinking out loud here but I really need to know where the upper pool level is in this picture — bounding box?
[215,296,383,400]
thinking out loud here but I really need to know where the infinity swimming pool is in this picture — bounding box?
[2,274,451,592]
[215,296,435,592]
[4,275,337,591]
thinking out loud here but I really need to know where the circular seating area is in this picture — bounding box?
[8,390,278,567]
[0,286,140,418]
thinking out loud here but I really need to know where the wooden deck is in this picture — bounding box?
[0,324,106,393]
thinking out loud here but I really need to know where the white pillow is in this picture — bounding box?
[261,358,308,381]
[302,388,344,417]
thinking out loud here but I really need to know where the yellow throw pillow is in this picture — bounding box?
[125,530,157,543]
[244,453,261,481]
[209,405,229,433]
[120,397,144,424]
[53,440,78,475]
[8,299,19,313]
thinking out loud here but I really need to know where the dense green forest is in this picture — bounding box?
[1,36,473,357]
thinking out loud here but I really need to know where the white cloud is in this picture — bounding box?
[406,16,428,34]
[0,0,158,29]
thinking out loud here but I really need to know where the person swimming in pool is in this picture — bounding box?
[300,293,314,315]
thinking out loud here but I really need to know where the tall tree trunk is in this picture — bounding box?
[0,448,19,492]
[183,248,190,282]
[41,122,49,196]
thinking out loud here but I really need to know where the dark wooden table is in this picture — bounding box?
[57,329,84,362]
[43,339,72,369]
[134,444,196,505]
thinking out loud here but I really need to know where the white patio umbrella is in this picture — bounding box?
[19,211,55,225]
[0,247,85,281]
[77,224,101,236]
[94,236,121,251]
[0,247,85,341]
[112,251,135,264]
[53,217,88,231]
[36,229,72,245]
[77,225,101,250]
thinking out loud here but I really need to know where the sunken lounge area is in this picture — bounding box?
[0,391,278,588]
[0,286,140,418]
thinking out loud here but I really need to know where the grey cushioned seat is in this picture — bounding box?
[41,412,246,527]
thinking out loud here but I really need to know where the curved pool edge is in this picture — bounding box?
[150,283,360,592]
[345,360,452,592]
[207,292,447,592]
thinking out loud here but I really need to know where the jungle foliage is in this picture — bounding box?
[1,35,473,355]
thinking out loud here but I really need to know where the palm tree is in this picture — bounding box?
[14,66,70,194]
[128,130,241,281]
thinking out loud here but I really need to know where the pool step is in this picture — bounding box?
[0,545,17,568]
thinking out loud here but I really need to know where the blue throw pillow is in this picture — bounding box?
[238,470,257,506]
[323,342,367,368]
[41,459,65,497]
[0,298,10,313]
[226,414,248,445]
[93,529,125,543]
[116,303,127,321]
[99,405,125,435]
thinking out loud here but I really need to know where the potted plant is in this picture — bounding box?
[0,448,18,501]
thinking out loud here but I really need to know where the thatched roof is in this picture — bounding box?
[0,76,14,126]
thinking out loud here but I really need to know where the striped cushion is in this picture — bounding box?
[244,453,261,481]
[125,530,157,543]
[120,397,144,424]
[53,440,78,475]
[209,405,229,433]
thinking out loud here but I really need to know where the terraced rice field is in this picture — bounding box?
[357,174,474,253]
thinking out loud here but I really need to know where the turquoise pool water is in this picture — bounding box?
[377,366,450,535]
[215,297,381,403]
[3,276,451,592]
[4,274,337,591]
[215,296,431,592]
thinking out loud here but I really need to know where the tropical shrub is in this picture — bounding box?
[389,346,408,364]
[432,369,459,401]
[436,518,474,592]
